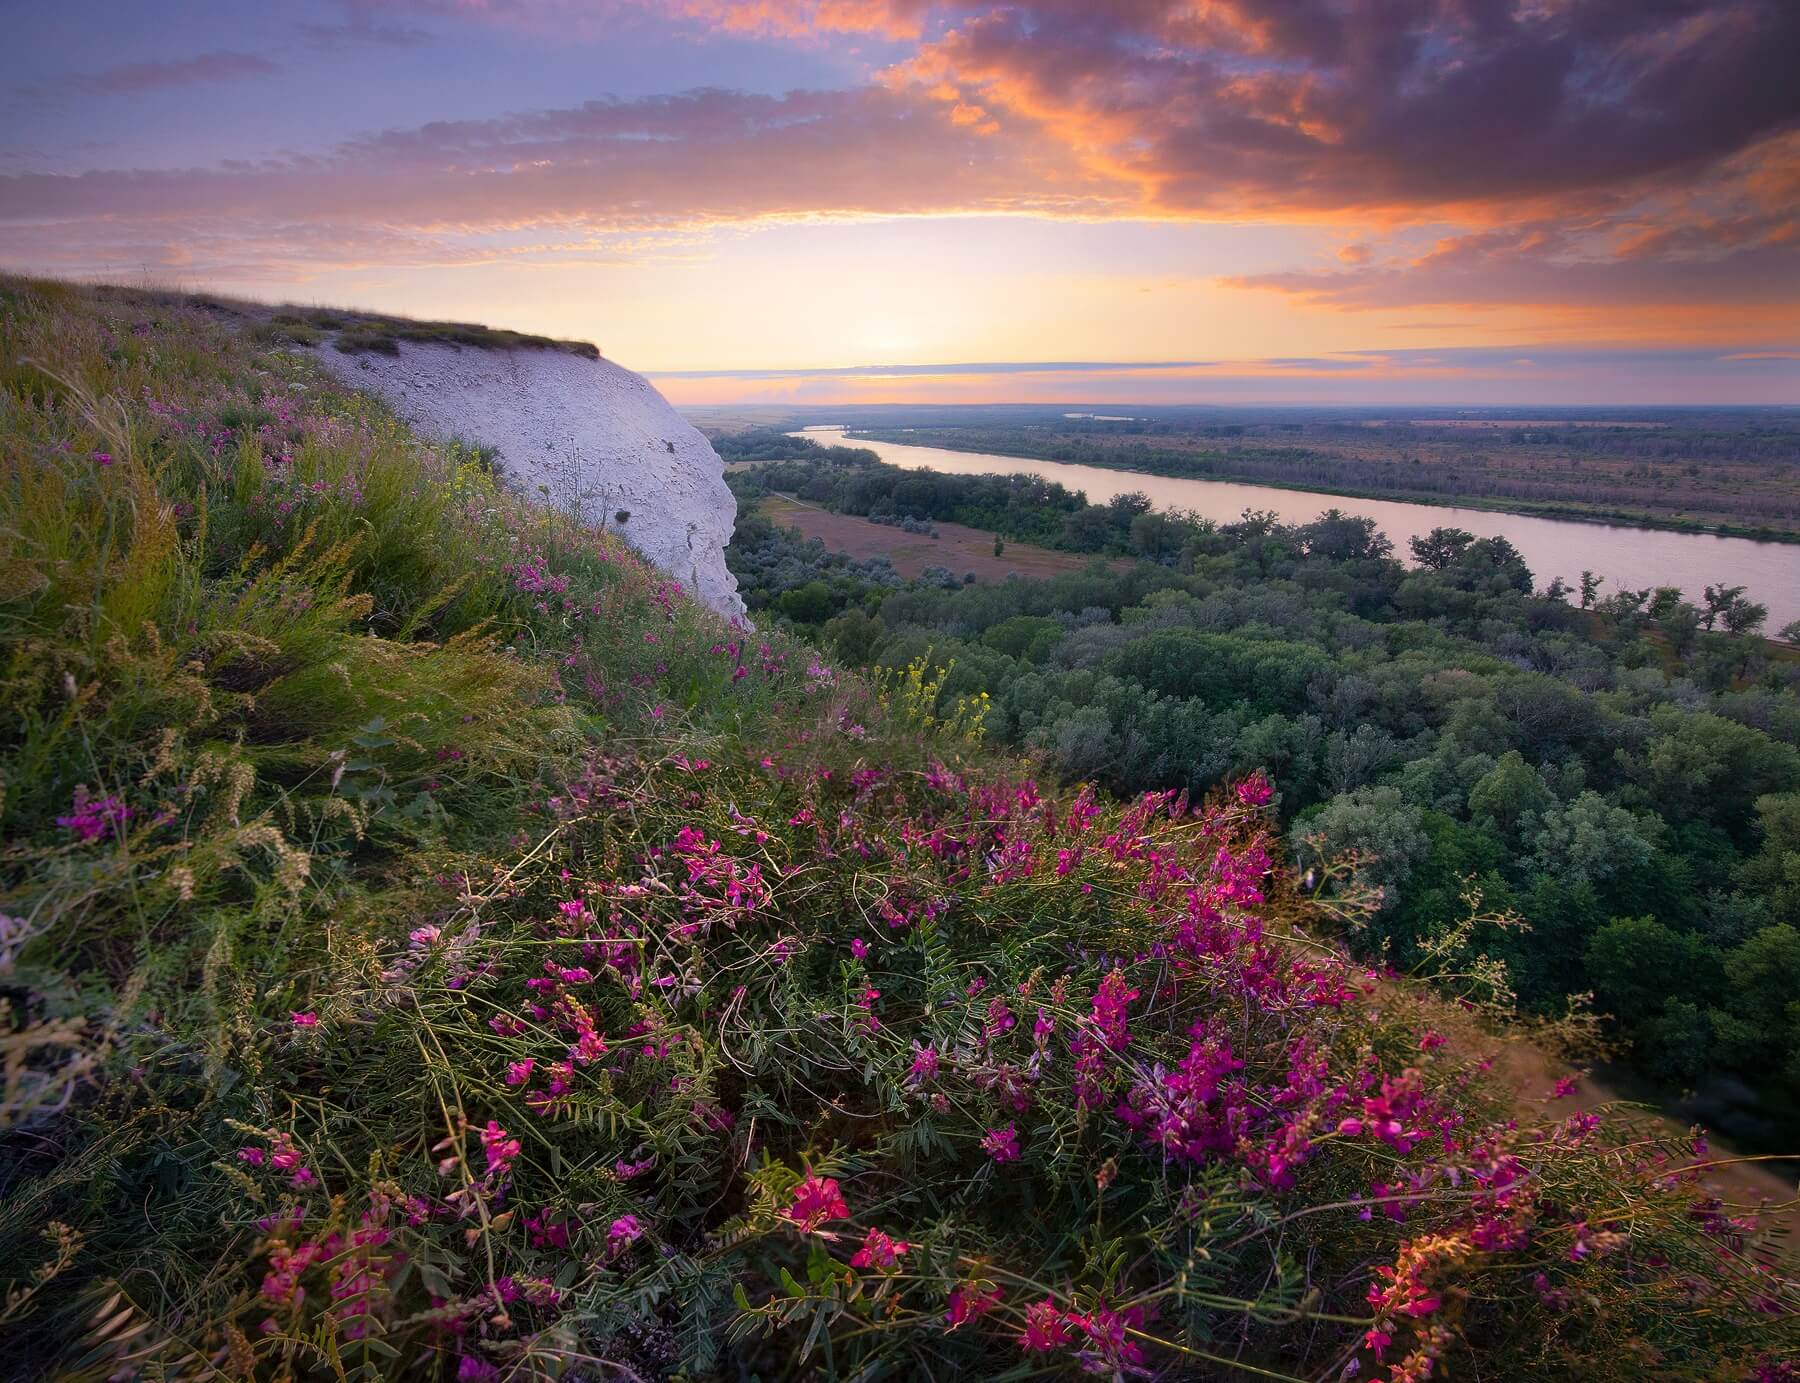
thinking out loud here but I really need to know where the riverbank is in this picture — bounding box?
[846,427,1800,546]
[803,427,1800,632]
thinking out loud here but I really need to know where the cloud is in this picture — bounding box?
[0,84,1119,277]
[77,50,281,94]
[1223,131,1800,314]
[894,0,1799,218]
[3,0,1793,325]
[652,344,1800,405]
[296,20,434,50]
[653,358,1221,378]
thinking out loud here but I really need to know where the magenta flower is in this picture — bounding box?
[504,1059,536,1087]
[1021,1298,1074,1351]
[1090,968,1138,1052]
[905,1042,939,1088]
[56,788,131,843]
[945,1284,1004,1328]
[290,1011,318,1028]
[788,1171,849,1231]
[607,1214,644,1257]
[850,937,870,960]
[479,1120,521,1175]
[1236,773,1273,806]
[980,1123,1021,1163]
[848,1226,909,1271]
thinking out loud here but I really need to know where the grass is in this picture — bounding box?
[1,275,1795,1381]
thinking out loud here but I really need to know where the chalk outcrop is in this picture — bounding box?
[312,341,743,617]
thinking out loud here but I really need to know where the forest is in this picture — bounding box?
[724,433,1800,1148]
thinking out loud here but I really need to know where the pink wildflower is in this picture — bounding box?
[479,1121,521,1176]
[848,1227,910,1271]
[607,1214,644,1257]
[981,1123,1021,1163]
[505,1059,536,1087]
[850,937,870,960]
[1021,1298,1074,1351]
[905,1042,939,1088]
[1236,773,1274,807]
[290,1011,318,1028]
[56,788,131,843]
[789,1171,849,1231]
[1090,968,1138,1051]
[945,1284,1004,1329]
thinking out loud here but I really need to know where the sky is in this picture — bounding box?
[1,0,1796,406]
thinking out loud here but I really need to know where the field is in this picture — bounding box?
[755,492,1124,580]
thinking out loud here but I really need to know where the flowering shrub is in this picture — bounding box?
[0,278,1794,1381]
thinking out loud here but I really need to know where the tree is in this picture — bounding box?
[1303,510,1393,562]
[1710,924,1800,1076]
[1529,791,1655,888]
[1580,571,1602,609]
[1410,527,1475,570]
[1291,786,1430,908]
[993,534,1005,558]
[1780,619,1800,646]
[1128,511,1187,563]
[1661,602,1703,659]
[1586,915,1715,1017]
[1467,751,1553,841]
[1740,792,1800,921]
[1701,583,1747,631]
[822,607,883,665]
[1721,595,1768,637]
[778,579,835,625]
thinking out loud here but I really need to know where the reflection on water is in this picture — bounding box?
[795,427,1800,632]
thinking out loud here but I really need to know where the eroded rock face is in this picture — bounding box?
[312,341,744,617]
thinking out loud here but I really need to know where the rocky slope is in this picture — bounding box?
[312,339,744,616]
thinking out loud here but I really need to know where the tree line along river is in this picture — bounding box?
[796,427,1800,633]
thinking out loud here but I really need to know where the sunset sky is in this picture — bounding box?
[3,0,1796,404]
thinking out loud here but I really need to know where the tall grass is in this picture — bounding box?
[1,276,1793,1381]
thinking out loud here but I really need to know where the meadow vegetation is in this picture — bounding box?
[727,441,1800,1151]
[2,277,1796,1381]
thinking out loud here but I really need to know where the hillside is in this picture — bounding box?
[1,278,1795,1381]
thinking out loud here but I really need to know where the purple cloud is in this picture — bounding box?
[78,50,281,95]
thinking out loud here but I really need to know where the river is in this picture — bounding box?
[794,427,1800,632]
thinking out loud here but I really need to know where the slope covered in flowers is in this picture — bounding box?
[1,277,1794,1381]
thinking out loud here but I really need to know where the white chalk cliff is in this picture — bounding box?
[312,341,744,617]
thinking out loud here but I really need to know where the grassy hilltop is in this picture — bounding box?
[1,277,1795,1381]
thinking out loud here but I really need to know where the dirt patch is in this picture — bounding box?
[1497,1039,1799,1258]
[756,494,1126,581]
